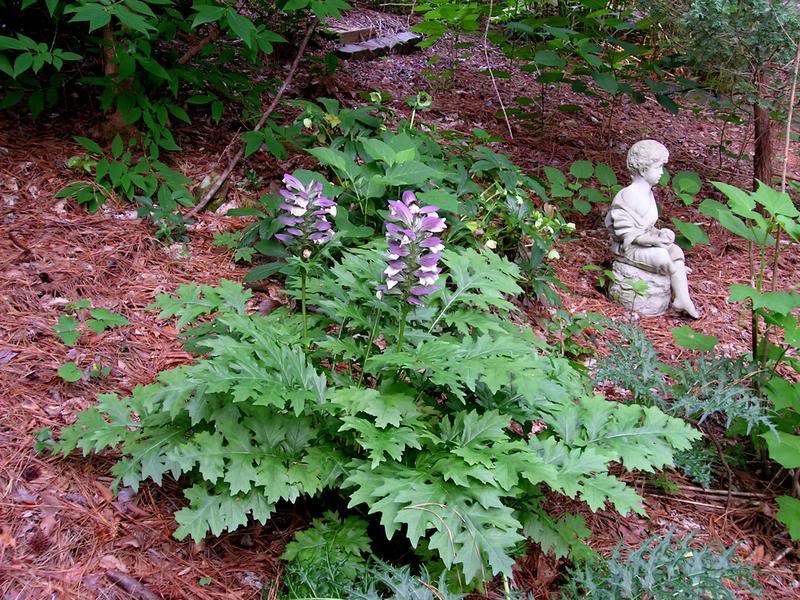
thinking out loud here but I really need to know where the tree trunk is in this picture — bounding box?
[752,69,773,189]
[90,24,128,141]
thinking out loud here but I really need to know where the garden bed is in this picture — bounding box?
[1,7,799,598]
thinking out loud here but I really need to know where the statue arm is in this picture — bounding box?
[633,229,666,247]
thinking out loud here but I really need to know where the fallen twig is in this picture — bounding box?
[768,546,794,568]
[187,18,318,218]
[106,569,161,600]
[648,494,755,510]
[653,484,771,500]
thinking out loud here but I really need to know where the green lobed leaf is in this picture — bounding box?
[54,315,81,345]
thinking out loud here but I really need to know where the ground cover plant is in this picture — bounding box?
[3,0,800,597]
[51,179,700,591]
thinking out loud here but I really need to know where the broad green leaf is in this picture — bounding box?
[111,6,154,34]
[241,131,262,158]
[579,473,644,515]
[308,146,349,172]
[591,71,618,95]
[671,325,718,352]
[226,9,256,48]
[380,160,441,186]
[753,181,799,217]
[543,166,566,186]
[245,261,288,282]
[777,496,800,540]
[0,35,26,51]
[57,362,83,382]
[192,5,225,28]
[13,52,33,77]
[594,163,617,187]
[761,431,800,468]
[671,217,709,247]
[765,377,800,412]
[521,512,592,560]
[711,181,755,216]
[73,136,103,154]
[569,160,594,180]
[655,94,679,113]
[671,171,701,195]
[331,388,419,429]
[137,57,170,81]
[111,134,124,159]
[729,284,800,315]
[573,198,592,214]
[416,189,459,212]
[360,138,396,166]
[533,49,565,68]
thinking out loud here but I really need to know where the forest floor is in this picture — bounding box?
[2,7,800,599]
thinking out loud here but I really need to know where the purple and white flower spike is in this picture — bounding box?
[274,174,337,251]
[377,190,446,306]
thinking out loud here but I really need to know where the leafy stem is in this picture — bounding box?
[357,311,380,387]
[397,304,410,350]
[300,270,308,348]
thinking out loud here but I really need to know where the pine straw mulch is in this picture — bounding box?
[2,11,800,598]
[0,121,297,599]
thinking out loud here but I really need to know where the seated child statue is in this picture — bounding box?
[604,139,699,318]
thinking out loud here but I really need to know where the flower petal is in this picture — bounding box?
[420,216,446,233]
[418,252,441,267]
[278,215,302,226]
[283,173,304,191]
[410,284,441,296]
[388,200,414,226]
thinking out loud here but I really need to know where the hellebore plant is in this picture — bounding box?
[275,174,337,345]
[377,190,446,348]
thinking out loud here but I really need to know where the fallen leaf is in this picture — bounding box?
[0,526,16,549]
[93,481,114,503]
[99,554,128,573]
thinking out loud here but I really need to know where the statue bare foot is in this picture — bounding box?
[672,299,700,319]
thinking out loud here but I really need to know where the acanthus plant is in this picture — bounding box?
[49,190,700,590]
[377,191,446,347]
[275,174,338,249]
[273,173,338,345]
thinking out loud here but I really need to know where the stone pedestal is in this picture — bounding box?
[608,260,671,316]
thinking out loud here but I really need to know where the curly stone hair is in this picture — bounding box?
[626,139,669,177]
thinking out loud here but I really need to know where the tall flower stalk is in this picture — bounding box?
[274,174,337,346]
[377,191,446,348]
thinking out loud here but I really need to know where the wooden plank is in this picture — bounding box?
[336,31,422,60]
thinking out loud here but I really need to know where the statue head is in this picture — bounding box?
[627,140,669,180]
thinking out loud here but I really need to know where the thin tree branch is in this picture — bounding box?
[188,18,318,218]
[178,24,219,65]
[770,41,800,292]
[780,43,800,195]
[483,0,513,140]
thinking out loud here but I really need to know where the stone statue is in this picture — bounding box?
[605,140,699,318]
